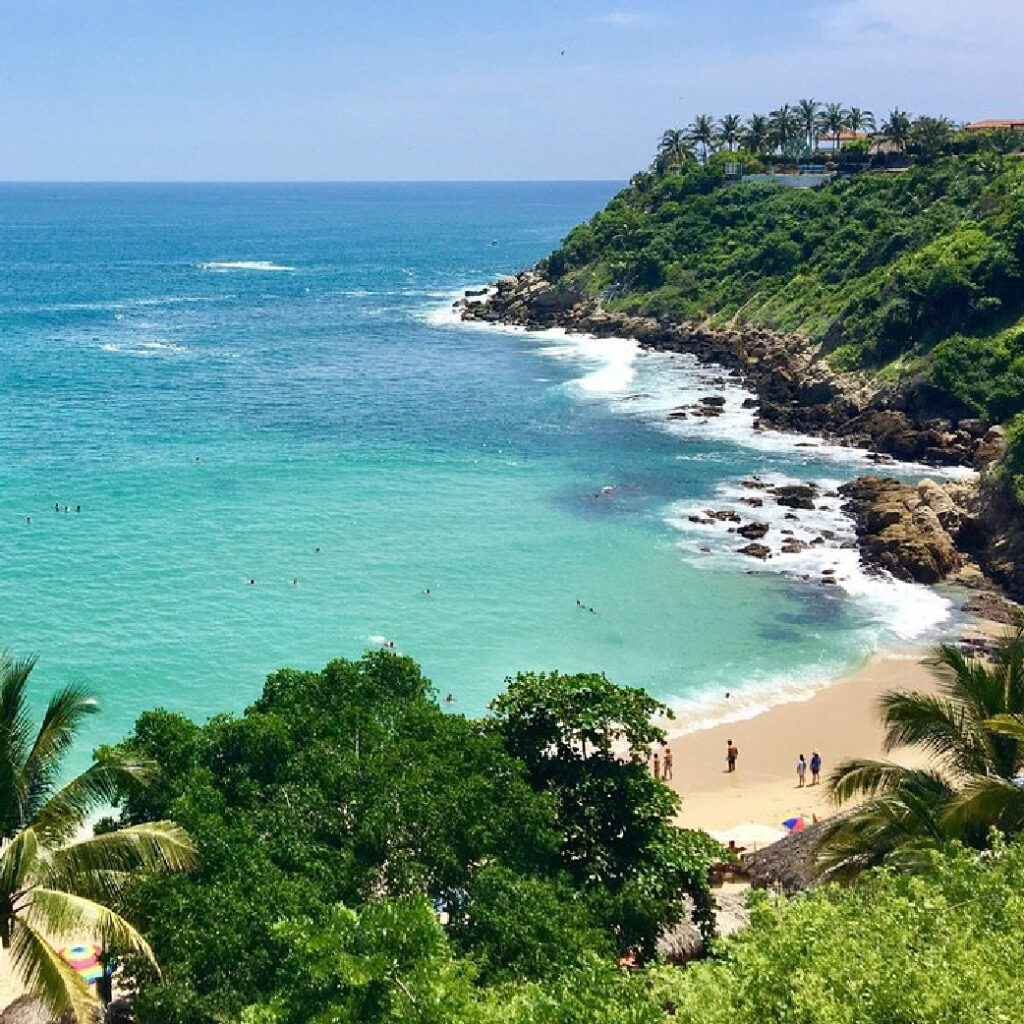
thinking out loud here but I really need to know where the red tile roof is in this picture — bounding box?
[965,119,1024,131]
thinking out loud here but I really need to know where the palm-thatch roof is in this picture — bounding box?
[0,997,75,1024]
[741,822,824,894]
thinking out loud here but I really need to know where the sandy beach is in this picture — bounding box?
[664,644,944,841]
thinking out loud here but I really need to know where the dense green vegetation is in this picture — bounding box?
[544,111,1024,428]
[32,642,1019,1024]
[101,654,720,1024]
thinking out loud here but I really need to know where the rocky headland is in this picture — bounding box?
[456,272,1024,614]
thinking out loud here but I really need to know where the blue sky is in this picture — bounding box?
[1,0,1021,180]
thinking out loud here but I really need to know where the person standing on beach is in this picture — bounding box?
[726,740,738,773]
[810,750,822,785]
[797,753,807,788]
[662,745,673,781]
[652,750,660,779]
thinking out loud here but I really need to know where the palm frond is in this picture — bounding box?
[940,775,1024,835]
[826,757,951,806]
[43,821,197,896]
[31,758,155,845]
[26,887,158,969]
[0,652,39,835]
[984,713,1024,745]
[21,686,100,822]
[9,917,98,1024]
[878,690,990,774]
[0,825,40,895]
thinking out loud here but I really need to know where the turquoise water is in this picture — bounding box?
[0,183,954,769]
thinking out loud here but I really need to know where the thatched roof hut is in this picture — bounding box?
[0,997,75,1024]
[741,822,824,894]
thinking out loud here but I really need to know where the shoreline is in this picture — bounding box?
[661,632,997,839]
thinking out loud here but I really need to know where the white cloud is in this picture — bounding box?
[596,11,654,26]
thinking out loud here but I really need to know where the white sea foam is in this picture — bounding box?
[425,287,974,715]
[199,260,295,272]
[100,339,191,358]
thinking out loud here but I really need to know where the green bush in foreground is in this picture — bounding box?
[102,654,719,1024]
[239,838,1024,1024]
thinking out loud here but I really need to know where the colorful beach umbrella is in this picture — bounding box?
[782,815,807,833]
[61,944,104,984]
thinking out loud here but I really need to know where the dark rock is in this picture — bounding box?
[737,543,772,560]
[737,522,770,540]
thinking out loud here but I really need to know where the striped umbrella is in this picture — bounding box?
[61,944,104,984]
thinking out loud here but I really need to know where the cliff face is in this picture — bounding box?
[461,271,1006,470]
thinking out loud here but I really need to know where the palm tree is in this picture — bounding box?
[846,107,876,135]
[817,625,1024,880]
[817,102,850,151]
[686,114,717,164]
[878,107,913,154]
[716,114,743,153]
[0,652,196,1022]
[742,114,771,156]
[796,98,820,151]
[769,104,801,158]
[656,128,693,172]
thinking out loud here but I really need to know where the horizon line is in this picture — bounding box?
[0,177,626,186]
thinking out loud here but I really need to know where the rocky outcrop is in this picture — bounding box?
[975,474,1024,602]
[459,272,1002,469]
[837,477,977,585]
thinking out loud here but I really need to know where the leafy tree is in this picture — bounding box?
[911,115,955,162]
[817,625,1024,878]
[0,653,195,1023]
[488,671,720,952]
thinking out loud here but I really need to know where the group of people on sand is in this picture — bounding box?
[723,740,822,787]
[650,744,673,781]
[796,750,822,787]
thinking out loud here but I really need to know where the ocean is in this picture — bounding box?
[0,182,959,770]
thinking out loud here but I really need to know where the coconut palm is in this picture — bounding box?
[769,104,802,158]
[716,114,743,152]
[846,107,876,135]
[655,128,693,172]
[686,114,717,164]
[796,98,820,150]
[878,107,913,153]
[0,652,196,1022]
[817,102,850,151]
[742,114,771,156]
[816,625,1024,880]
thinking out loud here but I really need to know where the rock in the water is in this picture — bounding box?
[737,543,772,560]
[737,522,770,540]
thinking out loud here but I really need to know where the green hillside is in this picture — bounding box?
[545,154,1024,425]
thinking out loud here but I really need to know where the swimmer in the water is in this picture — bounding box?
[76,505,81,513]
[314,546,321,553]
[444,693,455,703]
[25,517,31,524]
[291,578,299,586]
[589,607,597,614]
[54,503,59,512]
[422,588,432,595]
[248,579,255,585]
